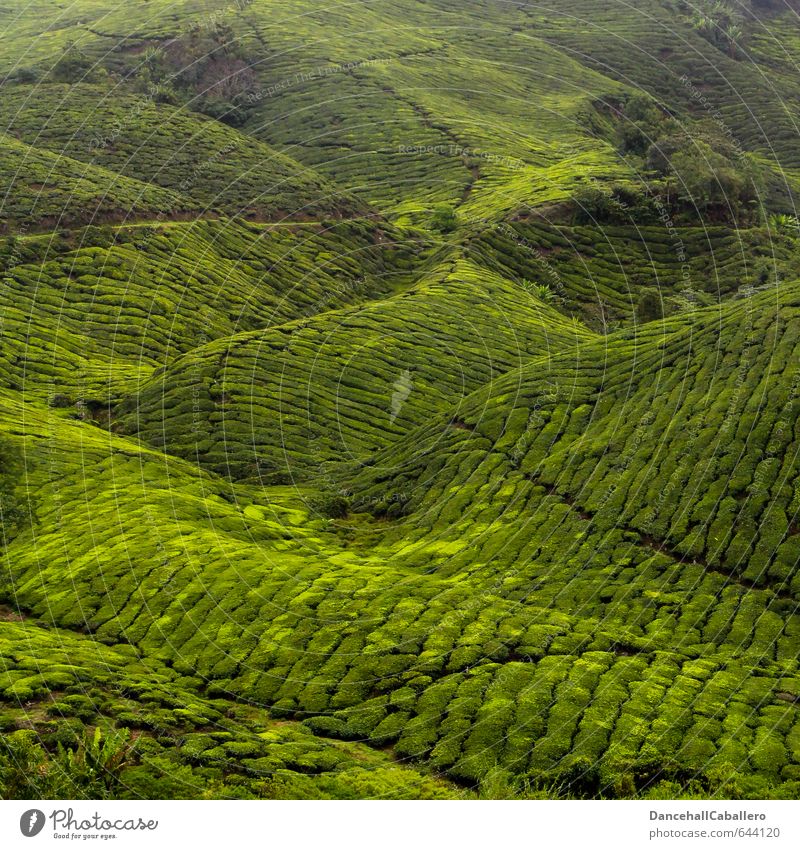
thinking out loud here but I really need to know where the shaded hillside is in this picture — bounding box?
[0,84,366,221]
[0,133,185,231]
[0,218,412,402]
[119,258,591,478]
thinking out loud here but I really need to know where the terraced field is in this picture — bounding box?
[0,617,462,799]
[2,0,800,801]
[120,257,590,478]
[0,84,364,221]
[0,217,414,402]
[467,217,799,325]
[0,133,185,231]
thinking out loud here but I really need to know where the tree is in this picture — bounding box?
[572,183,656,224]
[691,2,746,58]
[725,23,744,58]
[430,203,458,233]
[618,94,673,155]
[572,185,615,223]
[647,134,686,175]
[667,139,761,222]
[636,291,663,323]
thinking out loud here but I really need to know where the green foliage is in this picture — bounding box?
[771,213,799,238]
[51,43,101,84]
[7,66,41,83]
[669,139,761,220]
[523,279,557,303]
[0,727,132,799]
[430,204,458,233]
[0,436,25,546]
[130,26,257,125]
[690,2,746,59]
[618,94,674,155]
[309,493,351,519]
[119,258,587,477]
[636,291,663,323]
[571,183,658,225]
[61,727,134,793]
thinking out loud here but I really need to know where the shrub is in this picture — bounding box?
[430,204,458,233]
[667,139,762,222]
[56,727,136,796]
[308,493,350,519]
[770,213,799,239]
[523,280,557,303]
[0,727,133,799]
[10,67,41,83]
[636,291,663,323]
[51,44,97,84]
[618,94,673,155]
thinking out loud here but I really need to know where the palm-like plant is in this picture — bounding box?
[725,23,743,57]
[691,10,716,41]
[691,1,745,57]
[770,213,800,238]
[57,728,135,797]
[523,279,556,303]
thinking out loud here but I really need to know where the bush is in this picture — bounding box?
[657,137,762,222]
[9,67,41,83]
[51,44,98,84]
[636,291,663,323]
[618,94,673,155]
[523,279,557,303]
[430,204,458,233]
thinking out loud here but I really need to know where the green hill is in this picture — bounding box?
[0,218,411,403]
[119,257,590,479]
[0,616,463,799]
[0,133,184,231]
[0,83,366,221]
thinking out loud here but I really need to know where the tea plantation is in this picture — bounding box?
[2,0,800,800]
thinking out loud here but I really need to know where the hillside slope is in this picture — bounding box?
[118,257,591,478]
[4,284,800,797]
[0,218,412,402]
[0,84,366,221]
